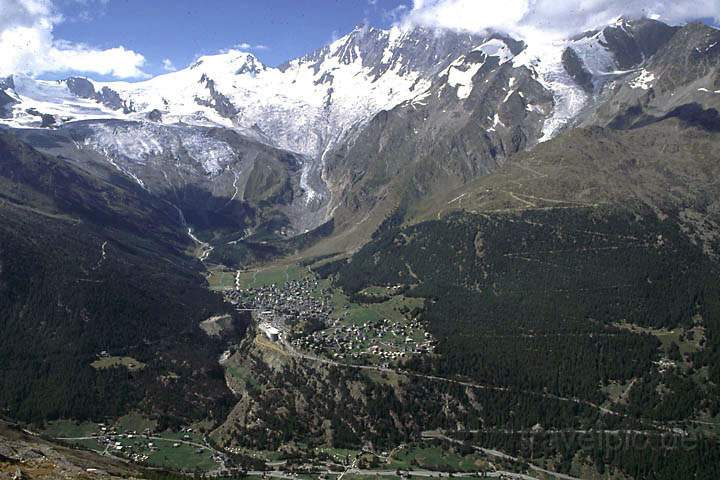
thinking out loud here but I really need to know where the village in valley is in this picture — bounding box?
[220,265,436,367]
[41,264,444,477]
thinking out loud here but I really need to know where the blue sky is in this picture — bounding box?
[52,0,411,76]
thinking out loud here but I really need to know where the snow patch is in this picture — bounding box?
[474,39,514,64]
[696,42,718,54]
[446,56,484,100]
[410,88,432,108]
[629,70,655,90]
[503,78,516,102]
[488,113,505,132]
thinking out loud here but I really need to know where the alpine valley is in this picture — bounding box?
[1,13,720,480]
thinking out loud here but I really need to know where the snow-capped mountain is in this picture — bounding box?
[0,26,495,157]
[0,18,701,244]
[317,18,715,244]
[0,20,673,156]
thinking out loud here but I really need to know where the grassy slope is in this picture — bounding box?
[412,121,720,227]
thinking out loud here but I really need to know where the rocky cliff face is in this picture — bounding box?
[323,38,553,238]
[306,20,720,250]
[576,23,720,130]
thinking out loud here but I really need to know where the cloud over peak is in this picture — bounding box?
[403,0,720,38]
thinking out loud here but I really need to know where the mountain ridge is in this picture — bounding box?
[1,18,717,253]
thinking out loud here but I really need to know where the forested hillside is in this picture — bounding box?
[316,117,720,478]
[0,133,245,424]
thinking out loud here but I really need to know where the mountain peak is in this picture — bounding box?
[192,50,266,75]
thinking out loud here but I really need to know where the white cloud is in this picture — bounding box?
[162,58,176,71]
[402,0,720,38]
[233,42,270,51]
[0,0,148,78]
[384,4,409,23]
